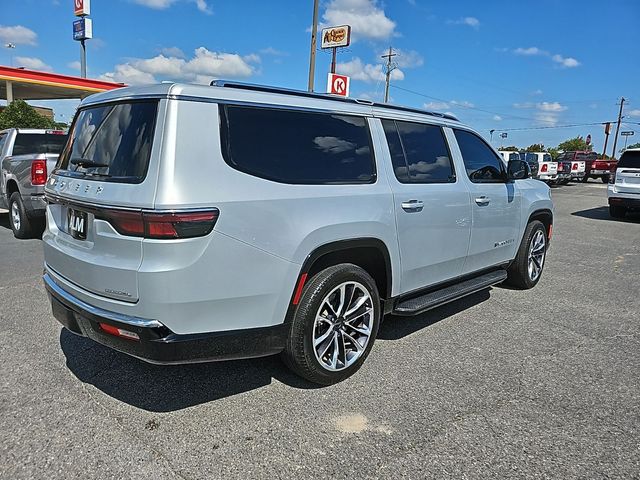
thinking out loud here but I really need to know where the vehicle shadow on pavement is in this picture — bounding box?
[0,212,10,230]
[60,329,320,412]
[378,289,491,340]
[572,207,640,222]
[59,291,492,411]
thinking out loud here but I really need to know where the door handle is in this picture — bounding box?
[401,200,424,212]
[474,196,490,206]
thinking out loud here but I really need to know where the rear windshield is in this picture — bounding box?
[524,153,537,163]
[542,154,552,162]
[618,150,640,168]
[57,100,158,183]
[13,132,67,156]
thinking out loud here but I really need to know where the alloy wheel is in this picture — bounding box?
[527,229,546,282]
[312,281,374,371]
[11,201,21,231]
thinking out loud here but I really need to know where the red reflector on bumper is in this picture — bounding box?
[292,273,308,305]
[99,323,140,341]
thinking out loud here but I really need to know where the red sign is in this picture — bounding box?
[327,73,350,97]
[74,0,90,17]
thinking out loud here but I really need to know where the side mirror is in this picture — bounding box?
[507,159,529,180]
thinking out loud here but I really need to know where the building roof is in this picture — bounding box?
[0,65,124,100]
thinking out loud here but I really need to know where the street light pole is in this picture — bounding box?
[307,0,319,92]
[80,39,87,78]
[610,97,625,160]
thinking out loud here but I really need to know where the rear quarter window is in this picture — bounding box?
[219,105,376,184]
[57,100,158,183]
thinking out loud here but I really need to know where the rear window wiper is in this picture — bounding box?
[70,158,108,168]
[84,172,112,178]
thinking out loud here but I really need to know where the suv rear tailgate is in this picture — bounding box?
[43,99,162,303]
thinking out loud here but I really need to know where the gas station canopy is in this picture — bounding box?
[0,65,124,102]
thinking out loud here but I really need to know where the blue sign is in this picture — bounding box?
[73,18,92,41]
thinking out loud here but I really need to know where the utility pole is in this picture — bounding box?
[80,39,87,78]
[610,97,625,159]
[307,0,319,92]
[381,46,397,103]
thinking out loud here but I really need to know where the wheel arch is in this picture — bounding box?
[6,178,20,196]
[527,208,553,242]
[293,238,393,303]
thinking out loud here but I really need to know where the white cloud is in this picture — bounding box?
[336,57,404,83]
[493,115,502,121]
[322,0,396,41]
[448,17,480,29]
[160,47,186,58]
[378,48,423,68]
[0,25,38,46]
[132,0,211,13]
[531,89,543,96]
[537,101,567,112]
[424,101,450,110]
[534,113,560,126]
[513,102,535,109]
[552,54,580,68]
[68,61,81,71]
[451,100,475,108]
[14,56,52,71]
[260,47,288,57]
[627,109,640,118]
[101,47,259,85]
[514,47,547,56]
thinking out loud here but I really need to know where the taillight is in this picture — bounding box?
[541,164,548,173]
[572,163,578,170]
[31,159,47,185]
[98,209,219,239]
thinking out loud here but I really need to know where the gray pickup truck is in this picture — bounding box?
[0,128,68,238]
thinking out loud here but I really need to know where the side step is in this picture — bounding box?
[393,269,507,316]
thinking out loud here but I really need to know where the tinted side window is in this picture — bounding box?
[453,129,505,183]
[0,134,7,155]
[220,106,375,184]
[382,119,454,183]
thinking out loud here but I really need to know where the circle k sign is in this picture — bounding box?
[327,73,350,97]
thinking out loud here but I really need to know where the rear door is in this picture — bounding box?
[379,119,471,293]
[450,128,521,274]
[43,100,161,302]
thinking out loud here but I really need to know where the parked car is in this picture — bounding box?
[42,81,553,385]
[556,151,587,181]
[519,152,539,179]
[608,148,640,218]
[526,152,557,184]
[0,128,68,238]
[555,159,573,184]
[568,151,617,183]
[498,150,536,178]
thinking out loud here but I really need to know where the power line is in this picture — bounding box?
[494,122,611,132]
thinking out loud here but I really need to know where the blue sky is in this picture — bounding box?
[1,0,639,151]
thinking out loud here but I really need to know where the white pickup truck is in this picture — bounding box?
[526,152,558,184]
[0,128,68,238]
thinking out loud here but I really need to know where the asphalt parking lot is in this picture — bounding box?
[1,182,638,479]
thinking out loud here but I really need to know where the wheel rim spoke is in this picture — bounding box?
[312,280,374,372]
[527,230,546,281]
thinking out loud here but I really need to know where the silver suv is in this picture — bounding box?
[43,81,553,385]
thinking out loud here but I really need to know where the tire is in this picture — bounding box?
[609,205,626,219]
[9,192,35,239]
[282,263,381,385]
[601,175,610,184]
[505,220,547,290]
[581,175,589,183]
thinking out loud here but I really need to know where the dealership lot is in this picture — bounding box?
[1,182,638,479]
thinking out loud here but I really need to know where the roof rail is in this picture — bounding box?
[209,80,459,122]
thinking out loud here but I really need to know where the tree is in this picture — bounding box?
[557,136,592,153]
[0,100,57,130]
[501,145,519,151]
[547,147,560,160]
[525,143,545,152]
[625,142,640,150]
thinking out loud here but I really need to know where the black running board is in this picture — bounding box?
[392,269,507,316]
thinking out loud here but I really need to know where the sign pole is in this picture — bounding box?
[330,47,337,74]
[80,39,87,78]
[307,0,319,92]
